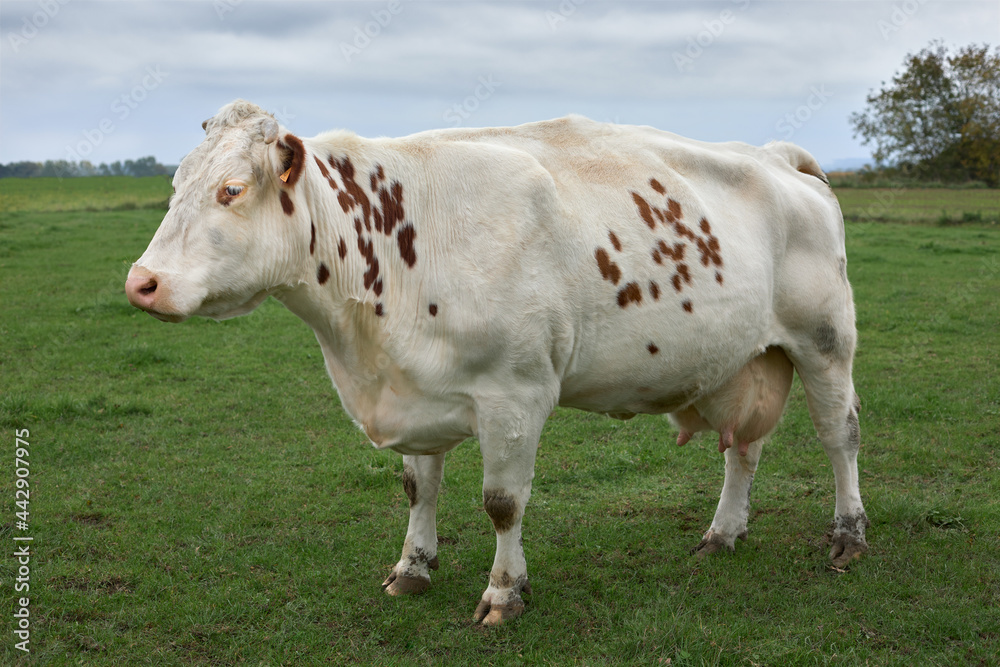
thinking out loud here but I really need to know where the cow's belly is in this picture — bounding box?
[557,282,774,417]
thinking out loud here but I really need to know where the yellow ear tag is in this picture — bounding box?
[279,168,291,183]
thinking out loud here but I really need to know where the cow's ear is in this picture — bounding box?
[274,133,306,187]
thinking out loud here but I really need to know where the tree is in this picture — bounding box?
[850,42,1000,185]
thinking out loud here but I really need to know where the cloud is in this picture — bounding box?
[1,0,997,164]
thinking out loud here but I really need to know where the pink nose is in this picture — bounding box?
[125,266,160,311]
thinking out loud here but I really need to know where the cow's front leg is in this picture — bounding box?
[383,453,445,595]
[694,439,763,556]
[473,405,547,626]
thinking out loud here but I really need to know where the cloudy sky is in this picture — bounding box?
[1,0,997,170]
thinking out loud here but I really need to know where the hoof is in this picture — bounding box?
[829,533,868,568]
[474,580,531,626]
[827,512,869,568]
[382,571,431,596]
[691,531,741,558]
[475,598,525,626]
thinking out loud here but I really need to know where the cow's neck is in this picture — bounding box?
[274,145,417,429]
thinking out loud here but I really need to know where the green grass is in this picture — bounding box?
[834,187,1000,225]
[0,176,172,213]
[1,180,999,665]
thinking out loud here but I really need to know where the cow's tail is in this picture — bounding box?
[764,141,829,185]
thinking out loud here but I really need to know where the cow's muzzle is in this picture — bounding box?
[125,265,187,322]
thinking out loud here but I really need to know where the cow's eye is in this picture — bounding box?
[225,184,245,197]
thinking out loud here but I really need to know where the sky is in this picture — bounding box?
[1,0,997,171]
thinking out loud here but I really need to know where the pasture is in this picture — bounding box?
[1,177,998,665]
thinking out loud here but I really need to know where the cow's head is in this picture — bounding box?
[125,100,309,322]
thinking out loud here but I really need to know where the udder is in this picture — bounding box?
[670,346,794,456]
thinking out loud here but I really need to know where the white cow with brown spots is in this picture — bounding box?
[126,100,868,625]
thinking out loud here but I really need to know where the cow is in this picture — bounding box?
[126,100,868,626]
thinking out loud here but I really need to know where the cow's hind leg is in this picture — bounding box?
[694,439,763,556]
[793,351,868,566]
[383,453,445,595]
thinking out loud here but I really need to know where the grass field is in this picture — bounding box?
[1,178,999,665]
[0,176,172,214]
[834,187,1000,225]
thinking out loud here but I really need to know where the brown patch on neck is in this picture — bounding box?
[396,224,417,268]
[279,191,294,216]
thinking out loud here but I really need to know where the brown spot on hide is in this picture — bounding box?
[716,271,723,285]
[658,240,685,261]
[375,303,384,317]
[617,281,642,308]
[672,274,682,292]
[279,191,294,215]
[682,300,693,313]
[677,263,691,284]
[632,192,656,229]
[376,181,405,235]
[700,218,712,234]
[337,191,352,212]
[363,256,379,290]
[846,408,860,450]
[595,248,621,285]
[327,156,418,302]
[315,155,330,177]
[402,465,418,507]
[647,343,659,355]
[309,222,316,255]
[650,178,666,194]
[331,156,372,230]
[652,249,662,264]
[674,221,694,240]
[397,224,417,267]
[666,198,682,223]
[338,237,347,260]
[317,263,330,285]
[815,322,838,356]
[429,304,438,316]
[608,231,622,251]
[649,281,660,300]
[277,134,306,187]
[483,489,517,533]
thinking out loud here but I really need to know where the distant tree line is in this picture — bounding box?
[851,42,999,186]
[0,156,176,179]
